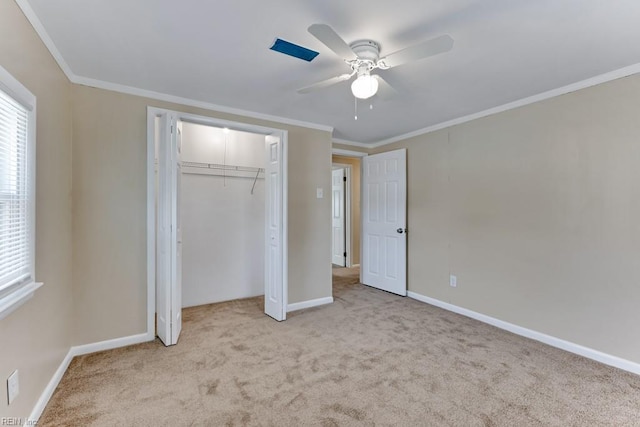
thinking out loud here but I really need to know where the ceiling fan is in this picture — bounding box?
[298,24,454,100]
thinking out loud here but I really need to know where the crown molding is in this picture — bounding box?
[15,0,75,79]
[331,138,372,148]
[332,148,368,157]
[73,75,334,133]
[372,61,640,148]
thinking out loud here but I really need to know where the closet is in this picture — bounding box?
[179,122,266,308]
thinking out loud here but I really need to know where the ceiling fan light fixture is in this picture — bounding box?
[351,74,378,99]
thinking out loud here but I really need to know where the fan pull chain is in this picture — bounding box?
[354,97,358,120]
[223,131,228,187]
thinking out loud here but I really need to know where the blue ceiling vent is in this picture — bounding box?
[270,38,319,62]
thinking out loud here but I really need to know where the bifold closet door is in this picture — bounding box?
[264,134,285,321]
[156,113,182,346]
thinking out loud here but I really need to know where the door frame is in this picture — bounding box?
[331,147,367,272]
[331,163,351,267]
[146,106,289,337]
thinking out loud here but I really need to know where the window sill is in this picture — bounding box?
[0,282,43,321]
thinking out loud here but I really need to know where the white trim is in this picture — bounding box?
[71,333,150,356]
[351,264,360,268]
[75,76,333,133]
[29,332,151,422]
[28,348,73,423]
[373,61,640,148]
[0,282,43,321]
[332,138,372,148]
[407,291,640,376]
[152,108,293,139]
[287,297,334,312]
[332,147,369,158]
[13,0,75,80]
[0,64,36,108]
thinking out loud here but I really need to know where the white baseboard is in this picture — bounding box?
[28,348,74,423]
[350,264,360,268]
[287,296,333,312]
[407,291,640,376]
[29,332,153,422]
[71,332,151,356]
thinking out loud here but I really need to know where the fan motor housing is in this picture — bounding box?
[349,40,380,61]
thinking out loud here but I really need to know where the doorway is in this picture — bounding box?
[180,122,266,307]
[331,152,363,269]
[331,165,348,267]
[147,107,289,346]
[330,148,407,297]
[331,149,364,300]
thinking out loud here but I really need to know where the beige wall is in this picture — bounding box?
[71,87,149,343]
[0,0,73,418]
[332,155,361,265]
[287,127,333,304]
[72,85,333,344]
[374,74,640,363]
[4,0,640,416]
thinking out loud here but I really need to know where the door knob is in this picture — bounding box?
[397,228,407,234]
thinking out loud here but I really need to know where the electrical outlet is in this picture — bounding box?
[7,370,19,405]
[316,188,323,198]
[450,275,457,288]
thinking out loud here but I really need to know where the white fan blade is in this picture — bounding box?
[308,24,358,61]
[378,35,454,69]
[297,73,353,94]
[373,75,397,100]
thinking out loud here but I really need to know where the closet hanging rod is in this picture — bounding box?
[182,161,264,174]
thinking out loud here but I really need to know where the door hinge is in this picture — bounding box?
[343,176,347,182]
[344,252,347,257]
[171,125,174,134]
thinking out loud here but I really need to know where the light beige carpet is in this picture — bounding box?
[40,268,640,426]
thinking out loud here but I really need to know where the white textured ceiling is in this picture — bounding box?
[21,0,640,144]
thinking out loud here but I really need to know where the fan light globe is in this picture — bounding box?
[351,74,378,99]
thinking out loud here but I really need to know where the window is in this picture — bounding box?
[0,65,41,320]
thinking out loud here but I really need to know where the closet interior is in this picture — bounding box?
[180,121,266,308]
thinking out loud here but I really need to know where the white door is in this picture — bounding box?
[156,113,182,345]
[361,149,407,296]
[171,121,183,343]
[264,134,285,321]
[332,168,346,266]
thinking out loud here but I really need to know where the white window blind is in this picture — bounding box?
[0,87,32,295]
